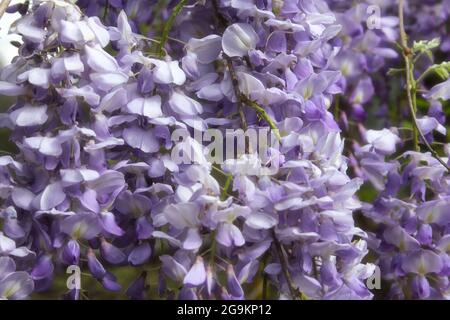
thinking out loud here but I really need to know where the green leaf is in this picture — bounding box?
[413,38,441,54]
[417,61,450,84]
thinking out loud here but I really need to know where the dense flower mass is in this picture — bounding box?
[0,0,448,300]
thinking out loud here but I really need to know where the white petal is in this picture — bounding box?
[87,16,110,47]
[126,96,162,119]
[0,271,34,299]
[0,233,16,253]
[245,213,278,229]
[19,68,51,88]
[187,35,222,64]
[0,81,26,96]
[34,182,66,211]
[16,16,46,43]
[169,91,203,116]
[150,59,186,85]
[197,84,224,101]
[11,188,35,210]
[164,203,200,229]
[10,104,48,127]
[90,72,128,91]
[60,20,83,44]
[222,23,259,57]
[85,44,119,73]
[63,53,85,74]
[24,136,63,157]
[237,72,265,96]
[123,127,159,153]
[9,247,34,258]
[366,129,400,155]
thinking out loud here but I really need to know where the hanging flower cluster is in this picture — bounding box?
[355,130,450,299]
[0,0,448,300]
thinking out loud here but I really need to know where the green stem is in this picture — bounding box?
[103,0,109,21]
[240,95,281,141]
[410,72,420,151]
[333,94,340,121]
[153,0,168,33]
[398,0,450,171]
[221,174,233,201]
[209,231,217,265]
[158,0,188,58]
[208,170,233,266]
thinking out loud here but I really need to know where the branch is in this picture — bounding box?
[271,230,306,300]
[225,56,249,131]
[398,0,450,171]
[157,0,188,57]
[0,0,12,21]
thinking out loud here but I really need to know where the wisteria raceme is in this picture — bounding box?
[326,2,450,300]
[0,0,197,298]
[0,0,448,301]
[328,0,450,121]
[329,0,399,124]
[354,130,450,299]
[175,0,373,299]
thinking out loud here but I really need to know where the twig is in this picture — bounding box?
[225,56,249,131]
[211,0,227,29]
[103,0,109,21]
[271,230,305,300]
[153,36,186,45]
[0,0,12,21]
[240,94,281,141]
[157,0,187,58]
[333,94,340,120]
[398,0,450,171]
[221,173,233,201]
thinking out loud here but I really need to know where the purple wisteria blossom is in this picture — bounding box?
[355,130,450,299]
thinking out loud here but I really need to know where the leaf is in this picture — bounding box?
[413,38,441,54]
